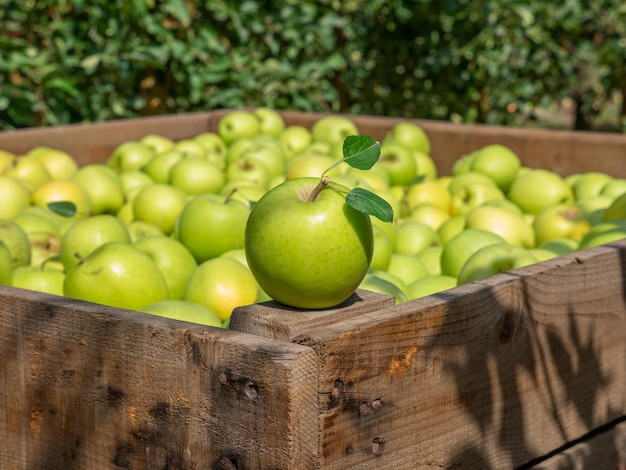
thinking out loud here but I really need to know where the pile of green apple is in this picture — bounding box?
[1,108,626,326]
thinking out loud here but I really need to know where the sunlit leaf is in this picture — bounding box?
[346,187,394,222]
[342,135,380,170]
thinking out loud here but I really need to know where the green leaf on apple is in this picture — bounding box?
[346,187,394,222]
[342,135,380,170]
[47,201,77,218]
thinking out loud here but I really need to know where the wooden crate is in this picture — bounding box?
[1,111,626,469]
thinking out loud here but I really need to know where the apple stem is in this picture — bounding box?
[307,175,331,202]
[224,188,237,203]
[74,252,87,264]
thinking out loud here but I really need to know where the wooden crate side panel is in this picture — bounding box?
[235,241,626,469]
[0,287,319,470]
[531,419,626,469]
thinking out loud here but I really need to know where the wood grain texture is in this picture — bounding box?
[234,240,626,469]
[0,287,319,470]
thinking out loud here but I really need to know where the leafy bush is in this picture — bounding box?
[1,0,625,131]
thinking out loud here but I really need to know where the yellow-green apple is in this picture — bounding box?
[12,206,62,238]
[407,274,457,300]
[578,220,626,249]
[140,299,223,328]
[465,205,535,248]
[343,166,390,192]
[226,137,256,165]
[372,216,397,251]
[0,219,32,267]
[412,150,438,180]
[403,179,451,213]
[244,177,374,309]
[72,163,125,215]
[132,183,187,235]
[60,214,131,272]
[31,148,78,180]
[416,245,443,276]
[571,171,613,200]
[31,180,93,219]
[384,121,431,154]
[528,248,558,261]
[532,203,591,246]
[172,139,206,159]
[28,230,61,267]
[219,249,272,302]
[142,149,184,183]
[0,149,16,173]
[193,132,228,167]
[482,197,524,215]
[405,204,450,231]
[359,271,408,304]
[457,243,538,285]
[175,193,250,262]
[217,110,261,145]
[507,169,574,214]
[368,268,411,299]
[226,157,272,189]
[140,134,174,154]
[0,175,30,219]
[437,214,467,245]
[169,157,224,195]
[220,181,266,206]
[453,144,521,191]
[235,145,286,181]
[449,182,505,216]
[602,192,626,221]
[116,202,133,224]
[184,257,258,321]
[447,171,497,195]
[279,125,312,158]
[3,155,51,191]
[374,142,417,186]
[576,195,613,225]
[286,154,342,180]
[125,220,164,242]
[0,241,12,284]
[539,238,579,256]
[601,178,626,199]
[64,242,168,310]
[440,228,506,278]
[254,107,286,136]
[119,170,154,200]
[394,220,440,256]
[386,252,429,285]
[11,265,65,296]
[311,115,359,146]
[107,141,155,172]
[133,235,197,300]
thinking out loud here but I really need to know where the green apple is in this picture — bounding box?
[437,214,467,245]
[528,248,559,262]
[72,163,125,215]
[601,178,626,199]
[0,219,32,268]
[133,235,197,300]
[218,110,261,145]
[461,144,521,191]
[449,182,505,216]
[254,107,286,136]
[132,183,187,235]
[279,125,312,159]
[140,300,223,328]
[31,148,78,180]
[220,181,266,206]
[370,225,393,271]
[465,205,535,248]
[532,203,591,246]
[578,220,626,249]
[359,271,408,304]
[374,142,417,186]
[394,221,440,256]
[286,154,342,180]
[175,193,250,262]
[140,134,175,154]
[226,157,272,189]
[405,204,450,231]
[403,179,451,213]
[539,238,579,256]
[571,172,613,200]
[0,175,30,219]
[447,171,497,195]
[0,240,12,285]
[457,242,538,285]
[0,149,15,174]
[3,155,52,191]
[107,141,155,172]
[28,230,61,268]
[11,265,65,296]
[64,242,168,310]
[12,206,62,238]
[343,166,390,192]
[119,170,154,200]
[125,220,164,242]
[507,169,574,214]
[602,192,626,221]
[237,144,286,180]
[60,214,131,272]
[169,157,224,195]
[576,195,613,225]
[412,150,438,180]
[31,179,93,219]
[220,249,272,303]
[415,245,443,276]
[386,252,429,285]
[142,149,184,183]
[407,274,457,300]
[311,115,359,145]
[385,121,431,154]
[440,228,506,278]
[184,257,258,321]
[172,139,206,159]
[193,132,228,167]
[245,177,374,309]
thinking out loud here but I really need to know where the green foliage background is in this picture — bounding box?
[1,0,625,131]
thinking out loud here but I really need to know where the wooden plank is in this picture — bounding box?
[0,286,319,470]
[531,419,626,469]
[233,239,626,469]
